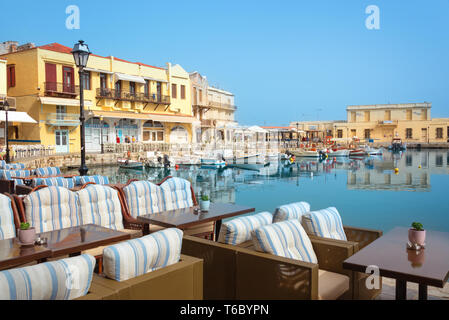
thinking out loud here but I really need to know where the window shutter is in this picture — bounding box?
[7,66,15,88]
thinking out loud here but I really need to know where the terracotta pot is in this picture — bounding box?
[18,227,36,245]
[408,228,426,246]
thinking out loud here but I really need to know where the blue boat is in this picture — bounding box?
[200,159,226,169]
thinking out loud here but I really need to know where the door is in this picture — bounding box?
[45,63,57,91]
[421,128,428,142]
[56,105,66,121]
[157,82,162,101]
[63,67,74,93]
[55,130,69,153]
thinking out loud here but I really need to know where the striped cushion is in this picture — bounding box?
[0,169,32,180]
[33,177,75,189]
[0,194,16,240]
[252,220,318,264]
[273,201,311,223]
[0,160,5,169]
[160,177,193,211]
[218,212,273,245]
[123,180,164,218]
[79,175,110,185]
[23,186,81,233]
[77,185,124,230]
[3,163,26,170]
[35,167,61,177]
[0,254,95,300]
[103,228,183,282]
[302,207,347,241]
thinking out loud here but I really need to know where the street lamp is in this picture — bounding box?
[72,40,91,176]
[1,100,12,163]
[100,116,104,154]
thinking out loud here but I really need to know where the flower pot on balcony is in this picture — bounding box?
[408,228,426,246]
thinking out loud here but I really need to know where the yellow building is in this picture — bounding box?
[1,43,197,153]
[0,58,6,98]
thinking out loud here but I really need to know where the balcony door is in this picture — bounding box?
[45,63,57,92]
[55,130,69,154]
[63,67,75,94]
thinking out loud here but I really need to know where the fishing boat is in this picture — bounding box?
[349,149,366,157]
[327,148,350,157]
[290,149,321,158]
[200,159,227,169]
[364,146,383,156]
[388,137,406,152]
[225,154,269,171]
[118,159,144,170]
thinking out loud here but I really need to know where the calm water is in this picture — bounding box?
[68,150,449,233]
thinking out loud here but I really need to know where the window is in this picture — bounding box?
[350,112,356,122]
[337,129,343,138]
[436,127,443,139]
[364,129,371,139]
[7,65,15,88]
[82,71,91,90]
[143,120,164,142]
[406,128,413,139]
[100,73,107,89]
[406,110,412,120]
[172,84,177,98]
[129,82,136,95]
[144,80,150,97]
[199,89,202,102]
[421,109,427,120]
[385,110,391,121]
[180,85,186,99]
[56,105,66,120]
[351,129,356,138]
[115,81,121,98]
[364,111,370,122]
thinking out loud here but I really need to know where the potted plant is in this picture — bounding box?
[409,222,426,246]
[199,195,210,212]
[18,222,36,245]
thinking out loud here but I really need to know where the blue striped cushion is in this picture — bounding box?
[302,207,347,241]
[0,194,16,240]
[35,167,61,177]
[0,254,95,300]
[0,160,6,169]
[0,169,32,180]
[79,175,110,185]
[103,228,183,282]
[160,177,193,211]
[273,201,311,223]
[218,212,273,245]
[23,186,81,233]
[3,163,26,170]
[77,185,124,230]
[33,177,75,189]
[252,220,318,264]
[123,180,164,218]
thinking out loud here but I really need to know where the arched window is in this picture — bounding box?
[143,120,164,142]
[170,125,188,143]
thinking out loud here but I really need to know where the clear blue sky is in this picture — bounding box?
[1,0,448,125]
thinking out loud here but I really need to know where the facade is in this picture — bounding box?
[0,58,5,99]
[190,71,237,144]
[1,43,197,153]
[290,121,345,141]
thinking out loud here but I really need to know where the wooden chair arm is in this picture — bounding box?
[310,236,357,275]
[343,226,382,250]
[15,184,33,195]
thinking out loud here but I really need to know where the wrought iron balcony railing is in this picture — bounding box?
[45,113,80,127]
[96,88,170,104]
[208,101,237,111]
[44,82,79,97]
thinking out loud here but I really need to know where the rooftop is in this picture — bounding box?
[347,102,431,111]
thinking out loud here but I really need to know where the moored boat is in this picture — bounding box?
[349,149,366,157]
[388,137,406,152]
[118,159,144,170]
[328,148,350,157]
[225,154,269,171]
[200,159,227,169]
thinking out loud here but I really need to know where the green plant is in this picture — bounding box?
[20,222,30,230]
[411,222,424,231]
[201,195,209,201]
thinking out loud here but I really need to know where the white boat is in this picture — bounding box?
[200,159,226,169]
[290,150,321,158]
[327,148,350,157]
[349,149,366,157]
[225,154,269,171]
[364,146,383,156]
[118,159,144,170]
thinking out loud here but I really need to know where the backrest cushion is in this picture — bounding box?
[3,163,26,170]
[35,167,61,177]
[302,207,347,241]
[123,180,164,218]
[0,160,5,169]
[218,211,273,245]
[33,177,75,189]
[252,220,317,264]
[0,169,32,180]
[0,194,16,240]
[0,254,95,300]
[159,177,193,211]
[23,186,81,233]
[103,228,183,282]
[273,201,311,223]
[79,175,110,185]
[77,185,124,230]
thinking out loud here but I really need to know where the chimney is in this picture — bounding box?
[10,44,17,52]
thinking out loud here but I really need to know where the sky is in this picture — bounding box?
[1,0,449,125]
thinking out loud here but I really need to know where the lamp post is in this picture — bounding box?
[1,100,11,163]
[100,116,104,154]
[72,40,91,176]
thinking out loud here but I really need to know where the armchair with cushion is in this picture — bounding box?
[0,193,21,240]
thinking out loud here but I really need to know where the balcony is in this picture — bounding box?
[44,82,79,98]
[46,113,80,127]
[201,119,214,127]
[377,120,398,126]
[96,88,170,105]
[208,101,237,111]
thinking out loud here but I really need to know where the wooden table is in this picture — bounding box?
[343,227,449,300]
[137,203,255,240]
[0,238,51,271]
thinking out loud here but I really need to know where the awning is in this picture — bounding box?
[92,110,200,124]
[246,125,268,133]
[84,67,113,74]
[143,76,169,83]
[39,97,93,107]
[0,111,37,123]
[115,73,146,84]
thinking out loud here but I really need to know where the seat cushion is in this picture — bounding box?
[33,177,75,189]
[273,201,311,223]
[0,193,16,240]
[103,228,183,282]
[0,254,95,300]
[77,185,124,231]
[23,186,81,233]
[159,177,193,211]
[302,207,347,241]
[35,167,61,177]
[252,219,318,264]
[79,175,110,185]
[123,180,164,218]
[318,269,350,300]
[218,212,273,245]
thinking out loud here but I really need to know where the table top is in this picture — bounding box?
[137,203,255,229]
[343,227,449,287]
[0,238,52,271]
[38,224,131,257]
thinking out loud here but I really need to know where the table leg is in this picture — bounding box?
[214,219,222,242]
[395,279,407,300]
[418,284,428,300]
